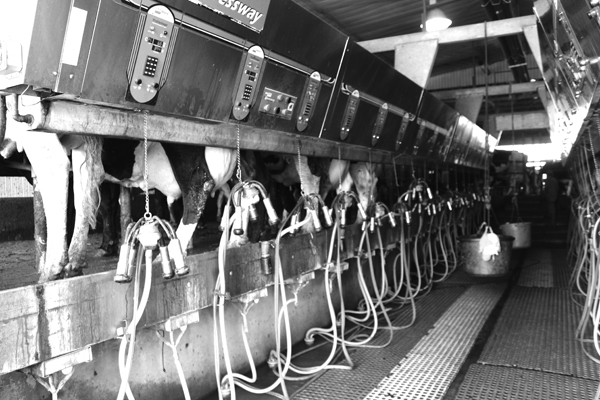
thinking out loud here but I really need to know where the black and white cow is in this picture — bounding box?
[1,96,236,282]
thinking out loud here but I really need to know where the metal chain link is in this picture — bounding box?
[143,110,151,220]
[236,124,242,182]
[369,151,374,202]
[297,139,305,196]
[337,146,342,188]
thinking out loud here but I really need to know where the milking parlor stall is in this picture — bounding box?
[0,1,492,399]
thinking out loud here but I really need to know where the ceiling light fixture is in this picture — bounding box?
[425,7,452,32]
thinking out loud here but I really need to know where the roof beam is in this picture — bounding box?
[494,111,549,130]
[358,15,537,53]
[432,81,545,100]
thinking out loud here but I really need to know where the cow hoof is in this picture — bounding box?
[97,249,117,257]
[64,269,84,278]
[39,271,64,283]
[228,236,249,248]
[99,243,118,257]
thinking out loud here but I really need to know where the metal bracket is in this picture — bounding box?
[232,287,269,304]
[31,346,93,378]
[155,310,200,333]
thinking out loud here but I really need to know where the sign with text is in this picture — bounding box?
[190,0,270,32]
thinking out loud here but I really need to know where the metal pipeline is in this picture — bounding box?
[9,94,34,125]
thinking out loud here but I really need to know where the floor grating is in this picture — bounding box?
[479,286,600,380]
[552,248,572,289]
[517,258,554,287]
[292,286,467,400]
[362,284,505,400]
[436,269,509,288]
[455,364,599,400]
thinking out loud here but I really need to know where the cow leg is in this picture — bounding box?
[166,196,179,228]
[162,144,215,253]
[65,138,104,276]
[98,182,119,257]
[215,185,230,223]
[349,162,378,224]
[32,173,47,272]
[21,132,70,282]
[119,186,132,243]
[297,156,320,233]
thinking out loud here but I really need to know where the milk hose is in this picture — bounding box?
[117,247,153,400]
[155,327,191,400]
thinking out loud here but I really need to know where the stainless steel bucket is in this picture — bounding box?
[458,234,515,277]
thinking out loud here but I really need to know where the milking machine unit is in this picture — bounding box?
[112,111,191,400]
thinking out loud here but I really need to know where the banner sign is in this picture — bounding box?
[190,0,270,32]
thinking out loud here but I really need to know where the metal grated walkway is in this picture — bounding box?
[208,247,600,400]
[293,286,467,400]
[478,286,600,380]
[363,284,505,400]
[457,247,600,400]
[455,364,598,400]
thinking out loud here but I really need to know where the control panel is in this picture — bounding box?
[232,46,265,120]
[296,71,322,132]
[371,103,388,146]
[258,88,297,119]
[340,89,360,140]
[128,5,175,104]
[395,114,411,151]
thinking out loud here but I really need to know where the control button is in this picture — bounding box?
[274,107,281,114]
[276,94,283,101]
[163,31,168,36]
[243,104,250,109]
[263,104,271,112]
[150,26,155,31]
[135,79,142,85]
[153,83,159,89]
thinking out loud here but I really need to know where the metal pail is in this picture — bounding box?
[499,222,531,249]
[458,234,515,277]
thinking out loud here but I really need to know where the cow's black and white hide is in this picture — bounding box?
[98,140,236,256]
[259,154,359,234]
[2,110,236,281]
[2,117,104,281]
[349,161,380,223]
[223,150,293,247]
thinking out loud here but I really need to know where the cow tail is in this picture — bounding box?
[83,136,104,229]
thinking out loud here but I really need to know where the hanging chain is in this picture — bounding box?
[338,146,343,188]
[297,139,305,196]
[369,152,374,202]
[483,20,491,226]
[143,110,151,220]
[236,124,242,182]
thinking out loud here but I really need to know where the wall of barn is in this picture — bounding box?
[0,260,371,400]
[0,177,34,241]
[0,197,34,241]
